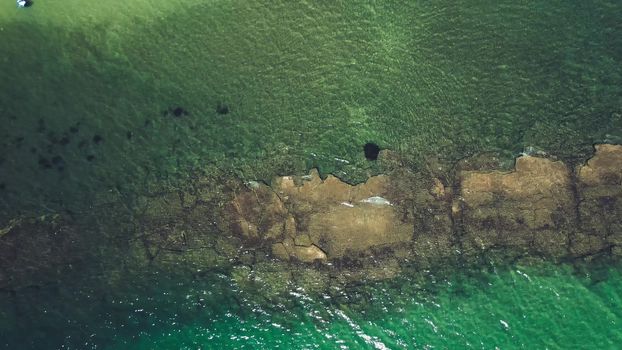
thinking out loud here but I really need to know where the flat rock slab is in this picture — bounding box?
[576,144,622,255]
[222,144,622,263]
[227,169,413,261]
[456,155,574,257]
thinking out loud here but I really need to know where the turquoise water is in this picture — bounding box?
[2,0,622,349]
[2,259,622,349]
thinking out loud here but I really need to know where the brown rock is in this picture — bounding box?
[294,234,313,247]
[228,168,413,260]
[576,144,622,251]
[458,155,574,257]
[577,144,622,186]
[271,242,290,261]
[307,204,412,258]
[228,182,288,240]
[291,245,327,263]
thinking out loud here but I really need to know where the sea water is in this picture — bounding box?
[2,259,622,349]
[1,1,622,349]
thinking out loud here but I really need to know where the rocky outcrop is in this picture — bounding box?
[3,144,621,295]
[456,155,575,258]
[225,169,413,262]
[223,144,622,264]
[575,144,622,256]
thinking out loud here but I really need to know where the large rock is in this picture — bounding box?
[457,155,574,258]
[576,144,622,257]
[227,169,414,261]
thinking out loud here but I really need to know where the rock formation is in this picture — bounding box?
[576,144,622,256]
[2,144,621,293]
[222,144,622,264]
[225,170,413,262]
[456,155,574,259]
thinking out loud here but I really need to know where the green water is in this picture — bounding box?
[2,259,622,349]
[2,0,621,215]
[2,0,622,349]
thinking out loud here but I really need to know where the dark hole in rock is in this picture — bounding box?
[59,136,70,146]
[126,131,133,139]
[216,103,229,115]
[69,125,79,133]
[30,147,37,154]
[93,135,103,144]
[14,136,24,144]
[0,183,5,190]
[38,157,52,169]
[86,155,95,162]
[144,119,152,127]
[363,142,380,160]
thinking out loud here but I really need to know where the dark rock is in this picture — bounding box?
[126,131,133,140]
[172,107,188,117]
[59,136,70,146]
[92,135,103,144]
[86,155,95,162]
[216,103,229,115]
[363,142,380,160]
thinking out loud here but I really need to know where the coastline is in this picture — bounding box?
[1,144,621,294]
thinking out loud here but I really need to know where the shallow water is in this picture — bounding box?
[1,0,622,349]
[2,260,622,349]
[2,0,621,215]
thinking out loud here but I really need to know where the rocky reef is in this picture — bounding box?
[223,144,622,265]
[1,144,621,293]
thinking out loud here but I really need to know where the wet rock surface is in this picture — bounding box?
[1,144,622,291]
[226,169,413,261]
[456,155,575,259]
[576,144,622,257]
[223,144,622,265]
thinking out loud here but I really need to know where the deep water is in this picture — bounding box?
[1,0,622,349]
